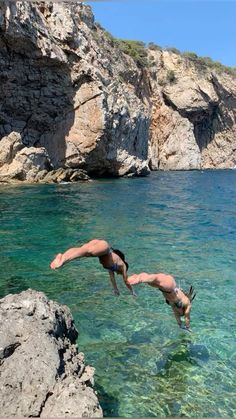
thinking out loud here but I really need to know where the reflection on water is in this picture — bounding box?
[0,171,236,416]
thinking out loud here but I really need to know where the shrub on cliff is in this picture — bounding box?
[183,51,236,75]
[148,42,162,51]
[166,47,181,55]
[94,22,116,45]
[114,39,148,68]
[166,69,176,83]
[94,24,148,68]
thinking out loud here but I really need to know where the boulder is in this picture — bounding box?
[0,132,24,167]
[0,289,103,418]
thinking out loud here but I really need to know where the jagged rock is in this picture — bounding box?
[0,1,150,181]
[149,98,201,170]
[0,289,103,418]
[34,169,50,182]
[40,167,90,183]
[42,168,72,183]
[149,50,236,170]
[0,132,52,182]
[70,169,90,182]
[0,132,24,166]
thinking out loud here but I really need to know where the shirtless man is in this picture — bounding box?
[127,272,196,330]
[50,239,136,296]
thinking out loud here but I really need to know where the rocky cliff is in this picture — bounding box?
[148,49,236,170]
[0,289,103,418]
[0,1,235,183]
[0,1,150,183]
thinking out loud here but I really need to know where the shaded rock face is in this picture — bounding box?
[0,289,103,418]
[0,131,90,183]
[0,1,150,181]
[0,132,52,182]
[148,50,236,170]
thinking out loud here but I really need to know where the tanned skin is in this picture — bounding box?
[128,272,192,330]
[50,239,135,296]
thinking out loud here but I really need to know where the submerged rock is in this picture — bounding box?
[0,289,103,417]
[189,343,210,362]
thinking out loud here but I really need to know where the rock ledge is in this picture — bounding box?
[0,289,103,418]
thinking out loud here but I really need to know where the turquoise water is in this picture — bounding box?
[0,171,236,417]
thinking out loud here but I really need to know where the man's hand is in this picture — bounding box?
[180,325,192,332]
[127,274,140,285]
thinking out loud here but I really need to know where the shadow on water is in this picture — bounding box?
[131,328,153,344]
[156,336,210,375]
[95,382,120,417]
[151,336,210,416]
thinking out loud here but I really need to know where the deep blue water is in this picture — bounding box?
[0,171,236,416]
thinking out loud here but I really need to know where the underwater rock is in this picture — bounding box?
[189,343,210,362]
[131,329,152,344]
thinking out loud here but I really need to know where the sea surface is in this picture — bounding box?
[0,170,236,417]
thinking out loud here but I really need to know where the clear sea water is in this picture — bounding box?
[0,171,236,417]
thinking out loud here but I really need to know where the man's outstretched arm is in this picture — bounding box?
[184,305,191,330]
[122,268,137,296]
[109,271,120,296]
[171,307,182,328]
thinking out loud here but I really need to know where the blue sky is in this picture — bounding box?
[86,0,236,67]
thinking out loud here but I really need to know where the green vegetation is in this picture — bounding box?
[183,51,236,75]
[166,69,176,83]
[95,23,148,67]
[165,47,181,55]
[114,39,148,68]
[95,22,115,45]
[95,21,236,75]
[147,42,162,51]
[183,52,198,60]
[148,55,156,67]
[103,30,115,44]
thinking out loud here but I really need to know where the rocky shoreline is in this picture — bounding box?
[0,289,103,417]
[0,1,235,184]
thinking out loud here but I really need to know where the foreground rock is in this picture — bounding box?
[0,289,103,417]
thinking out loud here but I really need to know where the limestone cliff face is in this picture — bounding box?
[148,50,236,170]
[0,1,235,183]
[0,1,150,183]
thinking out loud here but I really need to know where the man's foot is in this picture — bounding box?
[50,253,63,269]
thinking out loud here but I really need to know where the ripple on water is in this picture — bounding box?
[0,171,236,416]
